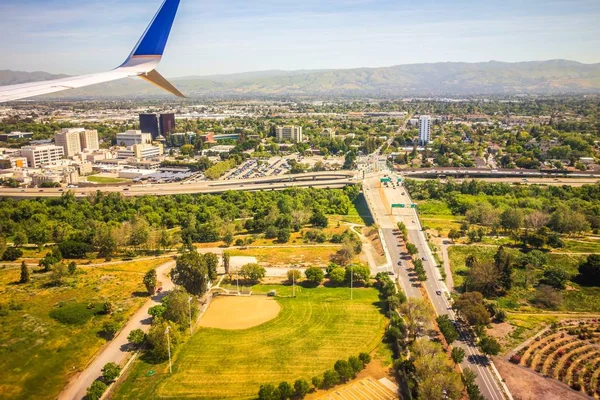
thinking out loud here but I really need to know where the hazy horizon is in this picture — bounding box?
[0,0,599,77]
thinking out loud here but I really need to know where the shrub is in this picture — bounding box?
[2,247,22,261]
[311,376,323,389]
[329,267,346,285]
[322,369,340,388]
[86,380,107,400]
[294,379,310,398]
[278,381,293,399]
[358,352,371,366]
[509,354,521,364]
[127,328,146,347]
[58,240,91,259]
[305,266,325,284]
[101,362,121,382]
[257,384,280,400]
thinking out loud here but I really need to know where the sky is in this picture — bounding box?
[0,0,599,77]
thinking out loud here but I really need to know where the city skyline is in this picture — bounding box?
[0,0,599,77]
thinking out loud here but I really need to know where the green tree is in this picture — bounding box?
[51,262,68,285]
[143,269,157,295]
[103,301,114,315]
[147,320,181,361]
[257,384,280,400]
[329,267,346,285]
[171,251,209,295]
[334,359,354,382]
[101,362,121,382]
[128,216,150,252]
[399,298,430,340]
[578,254,600,286]
[293,379,310,398]
[451,347,466,365]
[223,251,231,275]
[310,210,329,228]
[277,381,293,399]
[305,266,324,284]
[406,242,418,255]
[19,261,29,284]
[2,247,22,261]
[68,261,77,275]
[86,381,107,400]
[453,292,491,327]
[348,356,363,375]
[127,328,146,347]
[359,352,371,366]
[163,289,197,329]
[277,228,291,243]
[345,264,370,284]
[239,263,266,282]
[102,320,120,339]
[311,376,323,390]
[541,266,570,289]
[287,268,301,283]
[322,369,340,388]
[479,336,501,356]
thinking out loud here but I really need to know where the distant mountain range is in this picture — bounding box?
[2,60,600,99]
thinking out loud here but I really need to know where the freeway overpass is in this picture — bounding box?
[402,167,600,179]
[0,171,358,199]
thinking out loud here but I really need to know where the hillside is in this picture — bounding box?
[2,60,600,99]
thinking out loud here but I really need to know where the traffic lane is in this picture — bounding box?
[406,229,449,315]
[382,228,421,298]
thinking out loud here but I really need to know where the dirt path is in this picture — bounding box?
[58,260,175,400]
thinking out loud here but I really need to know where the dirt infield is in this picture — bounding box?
[199,295,281,330]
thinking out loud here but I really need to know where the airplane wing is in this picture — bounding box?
[0,0,183,103]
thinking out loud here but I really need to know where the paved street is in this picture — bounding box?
[363,170,510,400]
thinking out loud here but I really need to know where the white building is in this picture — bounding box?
[79,129,99,151]
[419,115,431,145]
[0,156,28,169]
[116,130,152,147]
[20,145,64,168]
[320,128,336,138]
[276,126,303,143]
[55,128,83,157]
[117,143,163,160]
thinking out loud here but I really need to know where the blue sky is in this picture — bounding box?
[0,0,599,77]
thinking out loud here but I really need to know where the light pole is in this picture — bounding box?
[236,266,240,293]
[165,326,172,374]
[188,296,193,336]
[292,268,295,298]
[350,264,353,300]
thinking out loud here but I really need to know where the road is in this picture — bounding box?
[363,172,510,400]
[0,175,356,199]
[59,260,175,400]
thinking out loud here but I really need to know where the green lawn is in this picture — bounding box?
[0,259,165,400]
[113,285,387,399]
[86,175,130,184]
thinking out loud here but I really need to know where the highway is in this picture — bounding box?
[363,171,511,400]
[0,171,357,199]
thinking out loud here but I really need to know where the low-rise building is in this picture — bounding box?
[0,132,33,141]
[20,145,64,168]
[117,143,163,160]
[116,130,152,147]
[0,156,28,169]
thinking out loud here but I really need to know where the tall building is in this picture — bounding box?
[419,115,431,145]
[116,130,152,147]
[20,145,64,168]
[139,114,160,139]
[276,125,303,143]
[159,113,176,137]
[55,128,83,157]
[79,129,99,151]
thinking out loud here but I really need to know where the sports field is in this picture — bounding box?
[113,285,387,399]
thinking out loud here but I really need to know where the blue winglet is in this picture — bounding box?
[127,0,181,59]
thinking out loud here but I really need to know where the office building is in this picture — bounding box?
[419,115,431,145]
[116,130,152,147]
[159,113,176,137]
[79,129,99,151]
[0,132,33,141]
[117,143,163,160]
[276,125,303,143]
[0,156,28,169]
[55,128,83,157]
[20,145,64,168]
[139,114,160,139]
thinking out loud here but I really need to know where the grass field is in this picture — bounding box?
[0,258,165,400]
[113,285,387,399]
[86,175,130,184]
[227,245,346,265]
